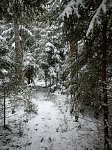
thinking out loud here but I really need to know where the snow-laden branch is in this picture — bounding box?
[1,28,13,36]
[86,0,107,37]
[19,25,34,37]
[59,0,85,19]
[0,35,6,41]
[1,25,34,38]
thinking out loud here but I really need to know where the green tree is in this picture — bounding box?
[59,0,112,149]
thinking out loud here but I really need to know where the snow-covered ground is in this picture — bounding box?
[0,89,103,150]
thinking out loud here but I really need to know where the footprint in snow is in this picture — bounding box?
[35,128,38,131]
[48,137,52,142]
[40,137,44,142]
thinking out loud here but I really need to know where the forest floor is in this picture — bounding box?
[0,84,103,150]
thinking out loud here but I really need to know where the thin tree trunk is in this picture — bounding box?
[102,15,109,150]
[69,41,76,97]
[69,40,79,117]
[14,16,23,81]
[13,0,23,85]
[67,14,79,115]
[3,87,6,128]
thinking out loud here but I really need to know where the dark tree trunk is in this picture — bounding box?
[68,15,79,117]
[14,16,23,83]
[13,0,23,85]
[45,70,48,87]
[3,87,6,128]
[102,15,109,150]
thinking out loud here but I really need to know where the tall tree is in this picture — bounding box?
[59,0,112,149]
[0,0,49,85]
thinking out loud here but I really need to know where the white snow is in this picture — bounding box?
[0,35,6,41]
[34,79,46,87]
[0,89,103,150]
[45,42,54,48]
[11,42,15,48]
[1,27,13,36]
[23,52,35,66]
[0,69,8,74]
[80,64,87,72]
[59,0,85,19]
[19,25,34,37]
[86,0,107,37]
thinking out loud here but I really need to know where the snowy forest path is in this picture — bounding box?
[0,90,102,150]
[21,90,75,150]
[19,90,101,150]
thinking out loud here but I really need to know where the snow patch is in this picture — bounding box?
[86,0,107,36]
[59,0,85,19]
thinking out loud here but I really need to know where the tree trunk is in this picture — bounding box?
[3,87,6,128]
[102,15,109,150]
[68,15,79,116]
[13,0,23,85]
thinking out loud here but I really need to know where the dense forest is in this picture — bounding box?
[0,0,112,150]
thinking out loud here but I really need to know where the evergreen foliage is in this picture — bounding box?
[0,0,112,149]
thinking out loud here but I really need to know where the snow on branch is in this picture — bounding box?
[59,0,85,19]
[1,28,13,36]
[19,25,33,37]
[0,35,6,41]
[86,0,107,37]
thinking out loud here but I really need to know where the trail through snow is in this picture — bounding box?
[0,90,103,150]
[21,91,77,150]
